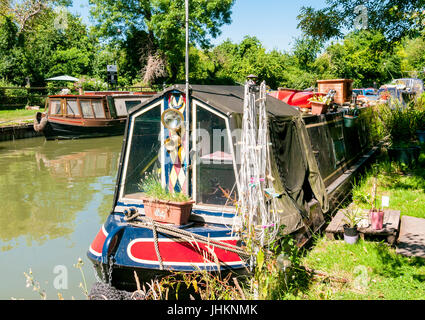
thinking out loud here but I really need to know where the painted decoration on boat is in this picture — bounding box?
[126,237,242,268]
[163,92,189,194]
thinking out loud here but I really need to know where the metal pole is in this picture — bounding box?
[185,0,189,97]
[185,0,190,195]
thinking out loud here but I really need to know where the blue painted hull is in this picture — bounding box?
[87,212,247,290]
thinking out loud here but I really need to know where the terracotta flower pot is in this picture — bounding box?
[310,101,328,115]
[142,197,195,225]
[369,209,384,230]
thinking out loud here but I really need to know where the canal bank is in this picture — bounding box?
[0,123,42,141]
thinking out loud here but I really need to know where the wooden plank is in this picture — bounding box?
[358,210,400,235]
[325,210,345,233]
[326,209,400,238]
[396,216,425,258]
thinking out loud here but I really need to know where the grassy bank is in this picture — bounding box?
[296,238,425,300]
[290,146,425,300]
[352,148,425,219]
[0,109,39,127]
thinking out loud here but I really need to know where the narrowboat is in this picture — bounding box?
[34,92,154,140]
[87,82,378,291]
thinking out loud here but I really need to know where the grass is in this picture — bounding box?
[296,238,425,300]
[288,147,425,300]
[352,147,425,219]
[0,109,40,127]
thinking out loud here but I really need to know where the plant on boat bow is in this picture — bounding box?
[138,173,194,225]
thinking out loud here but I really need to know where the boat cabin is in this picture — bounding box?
[37,92,154,140]
[47,93,153,120]
[113,84,328,232]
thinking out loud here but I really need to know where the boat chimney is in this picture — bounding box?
[247,74,258,84]
[247,74,259,93]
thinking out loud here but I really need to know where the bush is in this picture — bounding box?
[381,102,418,146]
[0,79,29,109]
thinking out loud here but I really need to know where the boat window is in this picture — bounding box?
[125,100,142,112]
[92,100,105,118]
[123,105,162,197]
[66,99,80,116]
[195,107,236,206]
[50,100,62,115]
[80,100,95,118]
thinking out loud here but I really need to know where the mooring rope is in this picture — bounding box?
[150,218,164,270]
[124,214,249,264]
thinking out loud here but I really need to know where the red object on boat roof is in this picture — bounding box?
[268,89,325,109]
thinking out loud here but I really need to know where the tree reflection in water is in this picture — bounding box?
[0,136,122,250]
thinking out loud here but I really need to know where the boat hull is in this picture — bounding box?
[87,214,247,291]
[43,117,126,140]
[89,259,249,293]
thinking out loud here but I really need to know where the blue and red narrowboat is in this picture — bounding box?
[87,83,378,291]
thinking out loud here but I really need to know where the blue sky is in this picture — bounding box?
[69,0,328,52]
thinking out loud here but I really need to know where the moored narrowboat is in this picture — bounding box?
[34,92,154,140]
[87,82,379,292]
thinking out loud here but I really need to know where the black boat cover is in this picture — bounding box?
[129,84,329,235]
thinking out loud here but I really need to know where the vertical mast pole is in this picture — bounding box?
[185,0,190,195]
[185,0,189,98]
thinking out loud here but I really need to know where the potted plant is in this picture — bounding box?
[139,173,194,225]
[381,103,421,167]
[369,177,384,230]
[308,94,332,115]
[343,105,359,128]
[342,206,364,244]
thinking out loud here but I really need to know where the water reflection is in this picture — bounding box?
[0,136,123,300]
[0,137,122,250]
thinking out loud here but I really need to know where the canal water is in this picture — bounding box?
[0,136,123,300]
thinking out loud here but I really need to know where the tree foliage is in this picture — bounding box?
[0,5,98,86]
[89,0,235,84]
[324,30,403,87]
[298,0,425,43]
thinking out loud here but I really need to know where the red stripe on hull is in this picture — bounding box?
[89,226,107,256]
[127,239,243,266]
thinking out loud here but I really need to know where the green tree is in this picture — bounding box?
[398,36,425,80]
[0,6,97,86]
[324,30,402,87]
[89,0,235,84]
[298,0,425,43]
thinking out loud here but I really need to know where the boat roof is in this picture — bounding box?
[129,84,301,117]
[48,92,154,99]
[49,94,105,98]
